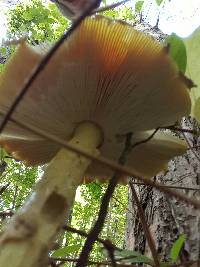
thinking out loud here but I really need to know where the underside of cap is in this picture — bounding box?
[0,16,191,180]
[86,131,188,181]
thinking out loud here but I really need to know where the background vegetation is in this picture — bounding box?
[0,0,199,266]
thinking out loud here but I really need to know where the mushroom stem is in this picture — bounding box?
[0,121,102,267]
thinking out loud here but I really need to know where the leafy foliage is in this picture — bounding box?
[6,0,68,43]
[53,182,128,263]
[103,6,135,22]
[0,0,197,266]
[107,234,185,266]
[0,156,37,216]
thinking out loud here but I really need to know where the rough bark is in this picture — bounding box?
[125,118,200,263]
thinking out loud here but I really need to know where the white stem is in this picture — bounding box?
[0,122,102,267]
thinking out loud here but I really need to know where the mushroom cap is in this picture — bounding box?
[0,16,191,178]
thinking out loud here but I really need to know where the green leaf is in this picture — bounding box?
[184,26,200,122]
[155,0,163,6]
[194,97,200,121]
[47,17,55,23]
[0,47,7,56]
[22,11,33,20]
[52,244,81,257]
[165,33,187,73]
[170,234,185,262]
[135,1,144,12]
[114,249,154,266]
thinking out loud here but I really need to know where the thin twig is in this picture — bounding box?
[134,183,200,191]
[51,257,139,267]
[0,0,101,134]
[63,225,111,248]
[162,126,199,136]
[94,175,200,191]
[104,240,118,267]
[63,225,119,267]
[129,181,159,267]
[2,113,200,209]
[76,133,133,267]
[93,0,130,14]
[51,257,200,267]
[170,173,192,185]
[0,183,10,195]
[0,210,14,217]
[183,132,200,163]
[11,185,18,210]
[154,14,160,29]
[93,182,136,216]
[131,129,159,149]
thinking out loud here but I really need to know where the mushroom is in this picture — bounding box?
[0,16,191,267]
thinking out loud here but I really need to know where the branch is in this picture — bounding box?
[93,0,130,14]
[162,126,199,136]
[76,133,133,267]
[129,182,159,267]
[51,257,139,267]
[0,183,10,196]
[63,225,115,249]
[0,210,14,218]
[131,129,159,149]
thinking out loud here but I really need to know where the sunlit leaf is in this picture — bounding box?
[194,97,200,121]
[155,0,163,6]
[52,244,81,257]
[170,234,185,262]
[22,11,33,20]
[165,33,187,73]
[135,1,144,12]
[184,26,200,121]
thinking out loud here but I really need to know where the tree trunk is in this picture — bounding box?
[125,119,200,263]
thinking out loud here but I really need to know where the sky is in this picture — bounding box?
[0,0,200,43]
[143,0,200,37]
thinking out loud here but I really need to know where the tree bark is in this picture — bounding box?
[125,118,200,263]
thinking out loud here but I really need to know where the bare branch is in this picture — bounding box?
[51,257,139,267]
[131,129,159,149]
[63,225,113,249]
[129,181,159,267]
[0,183,10,196]
[93,0,131,14]
[162,126,199,135]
